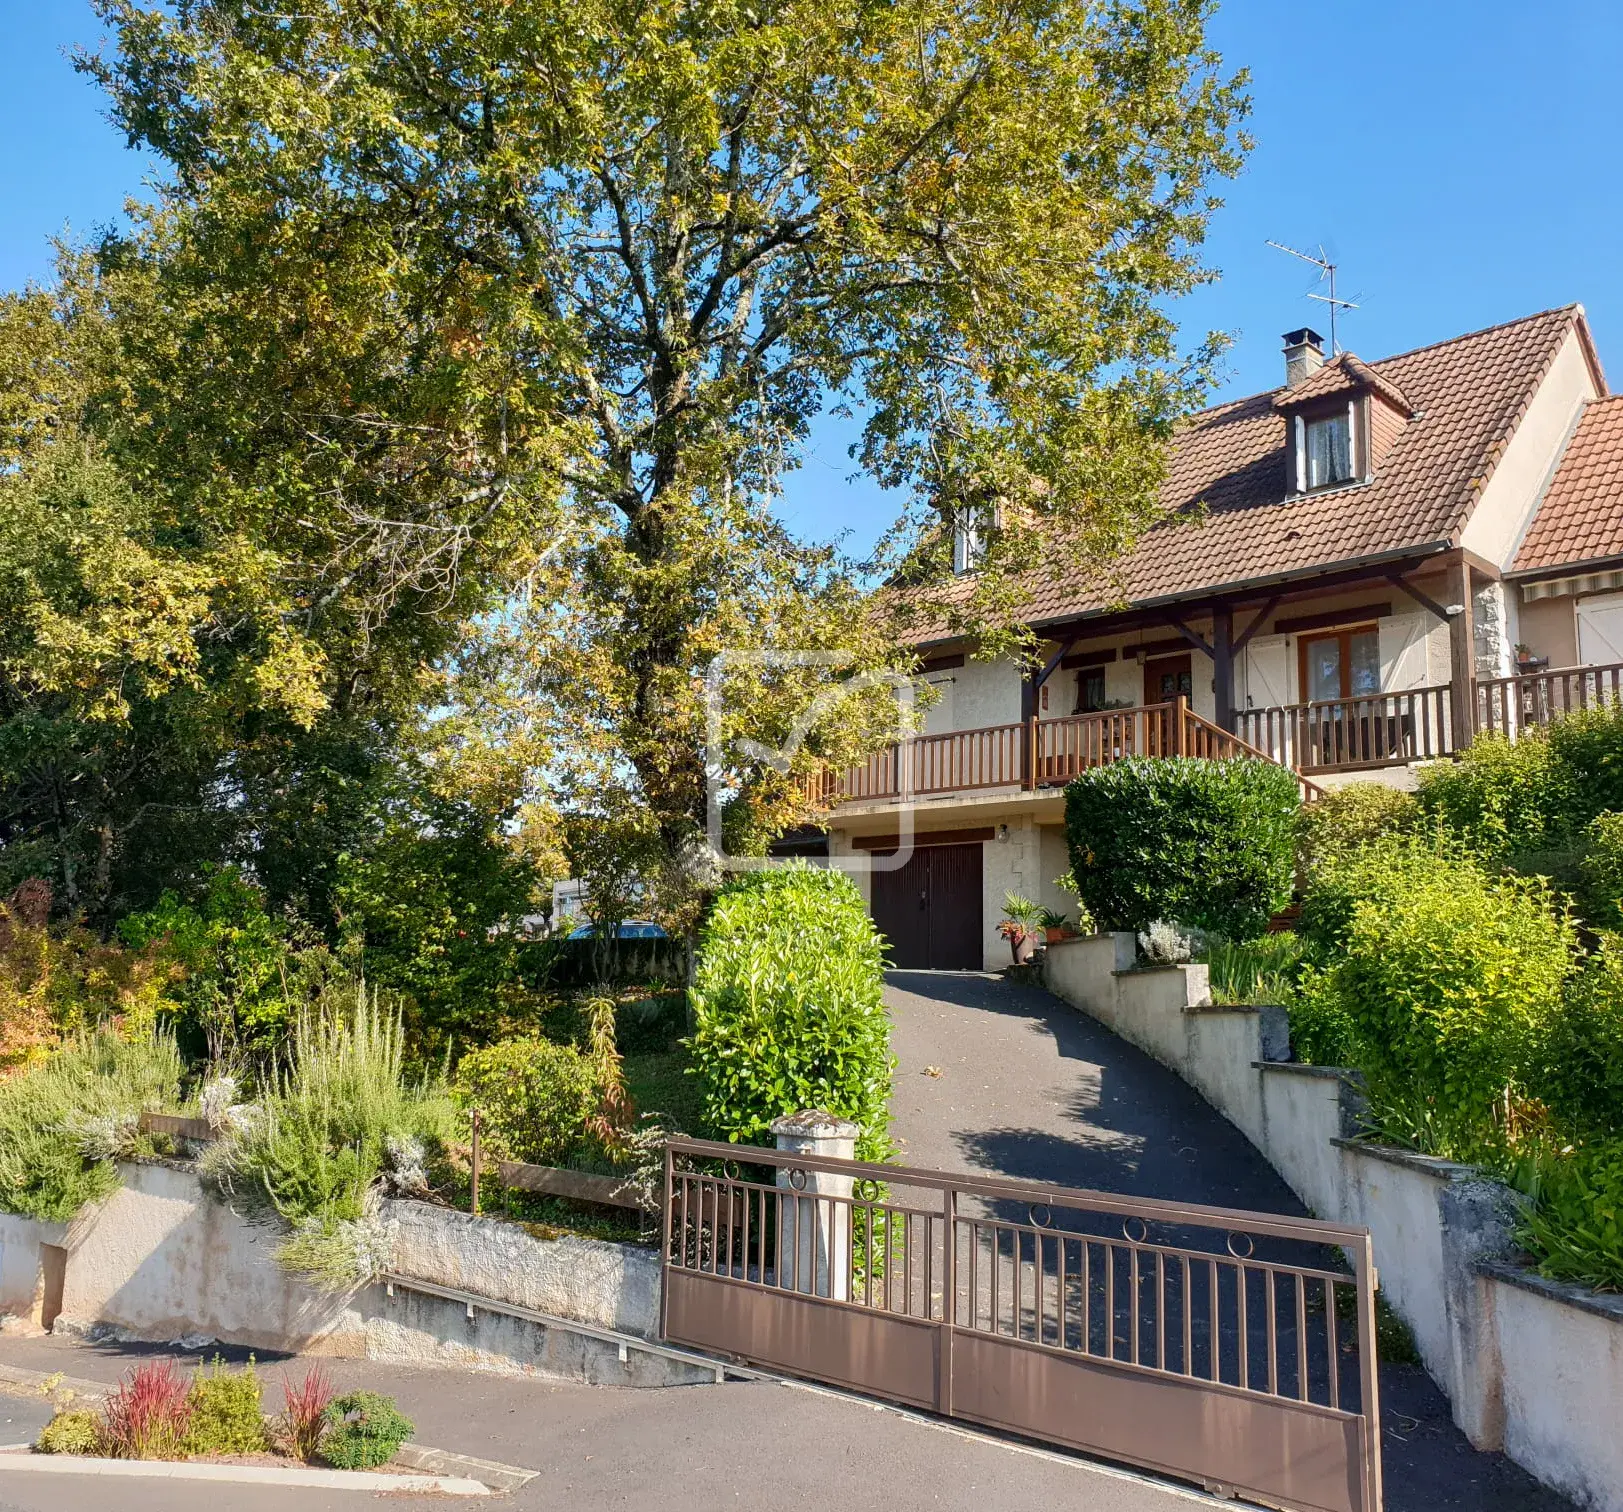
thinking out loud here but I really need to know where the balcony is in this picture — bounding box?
[798,660,1623,813]
[799,699,1320,808]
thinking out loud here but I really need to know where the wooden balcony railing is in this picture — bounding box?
[1476,659,1623,738]
[1235,686,1454,774]
[799,698,1321,809]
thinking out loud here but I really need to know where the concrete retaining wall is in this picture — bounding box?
[1045,933,1623,1510]
[0,1162,703,1386]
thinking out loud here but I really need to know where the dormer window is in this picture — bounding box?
[1294,403,1357,491]
[952,504,986,575]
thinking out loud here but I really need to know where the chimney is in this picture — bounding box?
[1282,327,1326,388]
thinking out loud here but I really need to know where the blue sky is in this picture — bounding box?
[5,1,1621,555]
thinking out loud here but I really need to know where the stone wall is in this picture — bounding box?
[1045,933,1623,1511]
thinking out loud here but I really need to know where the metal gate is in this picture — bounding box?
[661,1137,1382,1512]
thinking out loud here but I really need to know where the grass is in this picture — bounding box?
[623,1046,703,1133]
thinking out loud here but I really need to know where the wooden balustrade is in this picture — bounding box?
[1235,685,1453,774]
[1477,660,1623,738]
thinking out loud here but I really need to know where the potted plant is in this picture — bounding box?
[997,892,1043,963]
[1037,906,1073,945]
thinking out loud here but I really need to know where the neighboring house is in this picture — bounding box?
[806,305,1623,970]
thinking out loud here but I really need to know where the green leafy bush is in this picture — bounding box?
[35,1409,103,1456]
[1579,812,1623,931]
[1296,782,1417,869]
[1281,970,1361,1067]
[1065,758,1299,940]
[321,1390,413,1470]
[183,1358,268,1456]
[1304,841,1574,1129]
[1415,730,1569,861]
[1546,702,1623,829]
[0,1028,181,1220]
[1537,942,1623,1139]
[451,1036,603,1166]
[688,864,893,1160]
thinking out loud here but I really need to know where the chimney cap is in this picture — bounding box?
[1282,327,1325,351]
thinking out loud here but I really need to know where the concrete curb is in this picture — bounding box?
[0,1451,489,1495]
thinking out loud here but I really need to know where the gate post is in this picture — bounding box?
[772,1111,858,1301]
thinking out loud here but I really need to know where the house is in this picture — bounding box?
[807,305,1623,970]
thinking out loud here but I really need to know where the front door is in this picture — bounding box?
[870,843,984,969]
[1143,653,1193,705]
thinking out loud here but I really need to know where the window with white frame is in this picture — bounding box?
[952,504,987,575]
[1294,403,1358,491]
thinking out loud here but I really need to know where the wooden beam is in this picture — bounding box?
[139,1112,215,1143]
[1386,573,1452,622]
[1232,596,1283,654]
[919,652,965,673]
[1031,637,1077,689]
[1059,646,1119,669]
[497,1160,653,1212]
[1164,615,1215,660]
[1274,602,1392,635]
[851,826,998,851]
[1449,556,1476,750]
[1213,606,1236,733]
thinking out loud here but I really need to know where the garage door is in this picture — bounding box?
[870,843,984,969]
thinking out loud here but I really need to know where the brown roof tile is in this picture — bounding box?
[1513,395,1623,574]
[1271,352,1415,416]
[918,305,1593,638]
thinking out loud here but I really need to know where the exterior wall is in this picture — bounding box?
[980,818,1073,971]
[1463,326,1599,569]
[1044,939,1623,1506]
[950,656,1021,730]
[0,1213,68,1325]
[1518,592,1579,667]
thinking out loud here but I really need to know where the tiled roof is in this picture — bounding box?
[1271,352,1415,416]
[917,305,1593,637]
[1512,395,1623,574]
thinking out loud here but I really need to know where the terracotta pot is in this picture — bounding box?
[1045,926,1068,945]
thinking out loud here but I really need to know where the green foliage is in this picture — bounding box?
[200,989,451,1285]
[1579,812,1623,932]
[35,1410,103,1456]
[1304,841,1574,1128]
[320,1391,413,1470]
[999,893,1042,927]
[1537,941,1623,1139]
[1546,703,1623,828]
[1517,1141,1623,1293]
[1416,731,1569,861]
[1065,758,1299,940]
[451,1037,604,1167]
[1280,971,1361,1067]
[688,865,893,1161]
[183,1358,269,1456]
[1296,782,1417,869]
[1204,932,1306,1007]
[0,1028,181,1220]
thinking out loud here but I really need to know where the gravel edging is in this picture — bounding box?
[0,1452,489,1494]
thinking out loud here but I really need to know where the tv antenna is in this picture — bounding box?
[1266,240,1360,354]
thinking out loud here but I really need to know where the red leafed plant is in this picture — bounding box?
[279,1365,335,1462]
[102,1360,193,1460]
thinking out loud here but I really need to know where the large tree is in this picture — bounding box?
[80,0,1248,888]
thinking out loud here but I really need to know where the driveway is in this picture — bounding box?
[884,969,1576,1512]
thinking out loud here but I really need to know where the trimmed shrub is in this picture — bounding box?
[183,1358,269,1456]
[688,864,892,1160]
[1064,758,1299,940]
[35,1409,103,1456]
[1304,840,1574,1131]
[321,1391,413,1470]
[1296,782,1417,869]
[451,1036,603,1167]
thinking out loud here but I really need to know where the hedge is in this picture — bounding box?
[1064,757,1299,941]
[687,864,892,1160]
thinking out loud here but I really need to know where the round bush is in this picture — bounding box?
[688,864,892,1160]
[1064,758,1299,940]
[1296,781,1417,869]
[321,1390,413,1470]
[35,1409,103,1456]
[451,1037,602,1166]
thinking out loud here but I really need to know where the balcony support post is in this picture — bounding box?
[1212,605,1236,733]
[1449,556,1476,751]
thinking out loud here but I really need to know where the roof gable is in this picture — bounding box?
[1513,394,1623,575]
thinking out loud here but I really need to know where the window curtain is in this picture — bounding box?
[1307,416,1351,487]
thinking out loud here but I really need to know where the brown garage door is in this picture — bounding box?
[871,843,983,969]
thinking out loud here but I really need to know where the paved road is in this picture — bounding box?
[884,969,1577,1512]
[0,1337,1218,1512]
